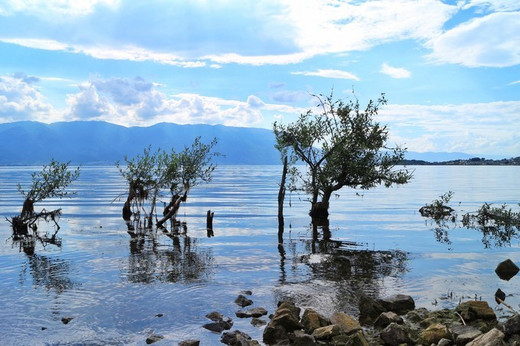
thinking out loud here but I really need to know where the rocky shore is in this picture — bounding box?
[174,291,520,346]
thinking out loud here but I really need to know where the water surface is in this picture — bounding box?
[0,165,519,345]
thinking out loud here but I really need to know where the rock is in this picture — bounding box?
[203,322,226,333]
[221,330,259,346]
[271,308,303,331]
[311,324,341,340]
[438,338,451,346]
[330,311,362,334]
[337,330,370,346]
[374,311,403,329]
[241,290,253,295]
[501,314,520,337]
[455,301,496,322]
[405,308,429,323]
[292,330,316,346]
[61,317,74,324]
[203,317,233,333]
[495,289,506,304]
[452,325,483,345]
[378,294,415,314]
[236,307,268,318]
[155,313,163,318]
[277,301,301,319]
[179,340,200,346]
[379,322,411,346]
[417,323,450,345]
[251,318,267,327]
[358,294,387,325]
[145,334,164,344]
[301,308,329,333]
[466,328,505,346]
[206,311,223,321]
[263,301,302,345]
[495,259,519,281]
[235,294,254,307]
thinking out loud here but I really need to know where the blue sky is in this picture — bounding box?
[0,0,519,157]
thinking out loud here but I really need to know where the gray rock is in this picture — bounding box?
[501,314,520,337]
[455,301,496,322]
[179,340,200,346]
[451,324,482,345]
[61,317,74,324]
[206,311,223,321]
[221,330,260,346]
[235,294,254,307]
[236,307,268,318]
[378,294,415,314]
[438,338,451,346]
[374,311,403,329]
[465,328,505,346]
[292,330,316,346]
[358,294,387,325]
[146,334,164,344]
[380,322,411,346]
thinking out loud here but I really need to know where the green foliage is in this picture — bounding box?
[17,159,81,203]
[274,90,412,208]
[117,137,219,219]
[421,192,520,248]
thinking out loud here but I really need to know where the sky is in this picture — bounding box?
[0,0,519,157]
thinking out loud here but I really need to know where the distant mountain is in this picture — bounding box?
[0,121,507,166]
[0,121,281,165]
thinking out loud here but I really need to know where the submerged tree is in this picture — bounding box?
[117,137,218,230]
[274,91,412,223]
[8,160,80,252]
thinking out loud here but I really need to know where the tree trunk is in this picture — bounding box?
[277,156,288,244]
[309,190,331,224]
[156,192,186,228]
[206,210,214,237]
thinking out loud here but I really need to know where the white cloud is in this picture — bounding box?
[380,101,520,156]
[427,11,520,67]
[63,77,303,127]
[0,74,57,122]
[0,0,457,66]
[0,0,119,17]
[380,63,411,79]
[0,38,207,68]
[292,69,360,81]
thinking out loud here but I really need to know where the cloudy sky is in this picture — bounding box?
[0,0,519,157]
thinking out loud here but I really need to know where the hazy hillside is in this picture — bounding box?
[0,121,281,165]
[0,121,495,165]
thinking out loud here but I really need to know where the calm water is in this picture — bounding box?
[0,165,519,345]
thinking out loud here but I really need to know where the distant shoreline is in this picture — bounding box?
[400,156,520,166]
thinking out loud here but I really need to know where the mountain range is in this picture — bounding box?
[0,121,503,165]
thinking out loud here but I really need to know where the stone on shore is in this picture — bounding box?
[455,301,497,322]
[465,327,505,346]
[374,311,403,329]
[417,323,450,345]
[378,294,415,314]
[145,334,164,344]
[330,311,362,334]
[301,308,329,333]
[236,307,268,318]
[179,340,200,346]
[451,324,483,345]
[358,294,387,325]
[379,322,411,346]
[311,324,341,340]
[221,330,259,346]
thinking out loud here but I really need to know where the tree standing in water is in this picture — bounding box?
[9,159,80,250]
[118,137,219,230]
[274,91,412,224]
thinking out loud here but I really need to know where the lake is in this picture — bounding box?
[0,165,519,345]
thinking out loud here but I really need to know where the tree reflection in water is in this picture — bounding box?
[124,227,214,284]
[20,253,77,293]
[276,223,409,315]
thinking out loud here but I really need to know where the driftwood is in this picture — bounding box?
[156,191,187,228]
[206,210,214,237]
[277,156,288,244]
